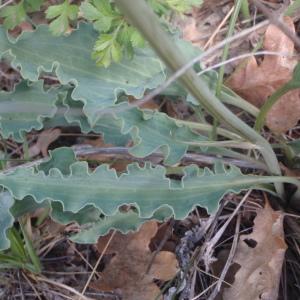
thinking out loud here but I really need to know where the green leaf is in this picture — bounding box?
[70,208,172,244]
[92,34,123,67]
[10,197,49,219]
[0,2,26,30]
[0,191,14,250]
[46,0,79,36]
[285,0,300,16]
[51,202,101,225]
[255,63,300,131]
[24,0,43,12]
[119,107,207,164]
[0,161,279,220]
[0,23,165,123]
[39,147,77,175]
[0,81,59,142]
[130,29,145,48]
[165,0,203,12]
[80,1,113,32]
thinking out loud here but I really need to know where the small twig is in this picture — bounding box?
[73,145,268,171]
[0,145,268,177]
[66,240,101,279]
[197,50,300,77]
[17,271,25,300]
[202,190,252,271]
[80,230,116,298]
[204,5,235,50]
[251,0,300,48]
[0,0,14,10]
[208,214,241,300]
[28,274,93,300]
[145,219,175,274]
[22,272,43,300]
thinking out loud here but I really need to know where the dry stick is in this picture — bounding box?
[145,219,175,275]
[0,0,14,10]
[208,214,241,300]
[251,0,300,48]
[203,190,252,271]
[22,272,43,300]
[28,275,93,300]
[0,144,269,175]
[196,50,299,77]
[80,230,116,298]
[66,240,101,279]
[72,145,268,171]
[204,5,235,50]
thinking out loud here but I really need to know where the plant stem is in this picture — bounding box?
[175,119,243,140]
[254,84,292,131]
[115,0,284,196]
[215,0,243,97]
[241,0,251,20]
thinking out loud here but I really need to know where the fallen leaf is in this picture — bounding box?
[223,203,287,300]
[28,128,61,158]
[226,16,300,133]
[92,221,179,300]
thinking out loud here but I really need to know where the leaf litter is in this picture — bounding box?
[227,16,300,134]
[90,221,179,300]
[223,203,287,300]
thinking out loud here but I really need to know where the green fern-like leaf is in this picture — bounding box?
[46,0,79,36]
[0,2,26,30]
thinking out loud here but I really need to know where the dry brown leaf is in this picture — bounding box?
[28,128,61,158]
[91,221,179,300]
[223,203,287,300]
[226,16,300,133]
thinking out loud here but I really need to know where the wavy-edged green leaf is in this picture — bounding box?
[0,191,14,250]
[70,207,172,244]
[0,81,246,165]
[0,161,277,220]
[39,147,77,175]
[0,23,165,123]
[0,81,58,142]
[51,202,101,225]
[119,106,206,164]
[41,148,172,243]
[63,98,207,164]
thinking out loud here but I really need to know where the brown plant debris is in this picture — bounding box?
[91,221,179,300]
[226,16,300,133]
[223,203,287,300]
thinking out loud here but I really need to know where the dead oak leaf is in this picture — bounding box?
[226,16,300,133]
[28,128,61,158]
[223,203,287,300]
[91,221,178,300]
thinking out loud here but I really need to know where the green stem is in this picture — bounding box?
[216,0,243,97]
[241,0,251,20]
[217,85,260,116]
[115,0,284,196]
[175,119,243,140]
[254,83,294,131]
[214,0,243,141]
